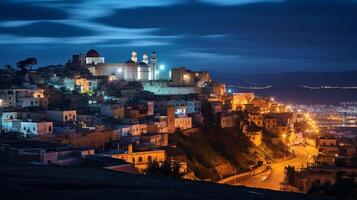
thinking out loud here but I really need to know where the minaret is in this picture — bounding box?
[142,53,149,64]
[151,51,157,80]
[131,50,138,63]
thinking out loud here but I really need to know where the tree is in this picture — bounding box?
[284,165,296,186]
[145,159,184,179]
[201,100,219,130]
[16,57,37,72]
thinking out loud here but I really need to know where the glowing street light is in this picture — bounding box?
[282,134,287,140]
[159,64,165,70]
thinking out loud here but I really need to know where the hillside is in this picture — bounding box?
[168,126,288,182]
[0,164,318,200]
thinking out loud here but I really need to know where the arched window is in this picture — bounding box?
[138,156,143,162]
[132,158,135,163]
[148,156,152,162]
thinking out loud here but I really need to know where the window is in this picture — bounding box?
[138,157,143,162]
[148,156,152,162]
[49,126,52,132]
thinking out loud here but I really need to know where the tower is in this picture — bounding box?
[167,105,175,134]
[142,53,149,64]
[151,51,157,80]
[131,50,138,63]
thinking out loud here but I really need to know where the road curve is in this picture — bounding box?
[235,145,317,191]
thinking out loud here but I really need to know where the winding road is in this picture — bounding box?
[235,145,317,191]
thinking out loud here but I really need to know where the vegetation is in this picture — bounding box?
[307,171,357,199]
[168,101,289,181]
[16,57,37,72]
[145,159,184,179]
[284,166,297,186]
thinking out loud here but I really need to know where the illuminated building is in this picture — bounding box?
[174,117,192,130]
[231,93,255,110]
[204,81,226,97]
[85,49,105,65]
[263,117,278,130]
[64,76,97,93]
[249,114,263,127]
[142,81,202,95]
[0,88,47,108]
[87,49,157,81]
[171,67,211,87]
[109,144,166,171]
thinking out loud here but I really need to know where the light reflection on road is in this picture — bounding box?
[235,145,317,191]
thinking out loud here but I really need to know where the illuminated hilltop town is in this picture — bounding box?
[0,49,356,194]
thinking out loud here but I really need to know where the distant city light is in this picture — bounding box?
[117,68,122,73]
[228,89,232,93]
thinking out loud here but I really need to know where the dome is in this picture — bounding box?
[86,49,100,57]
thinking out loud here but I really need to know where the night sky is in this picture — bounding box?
[1,0,357,73]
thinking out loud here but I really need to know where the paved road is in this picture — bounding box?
[235,145,317,191]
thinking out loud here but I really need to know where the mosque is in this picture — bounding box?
[82,49,157,81]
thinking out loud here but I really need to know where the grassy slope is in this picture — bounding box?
[169,127,288,182]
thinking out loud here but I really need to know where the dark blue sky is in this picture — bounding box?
[1,0,357,73]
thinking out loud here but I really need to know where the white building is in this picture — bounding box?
[154,99,201,115]
[1,112,21,132]
[87,49,157,81]
[20,121,53,136]
[46,110,77,123]
[86,49,105,65]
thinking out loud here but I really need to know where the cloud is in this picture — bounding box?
[0,21,94,38]
[1,0,357,72]
[0,1,67,21]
